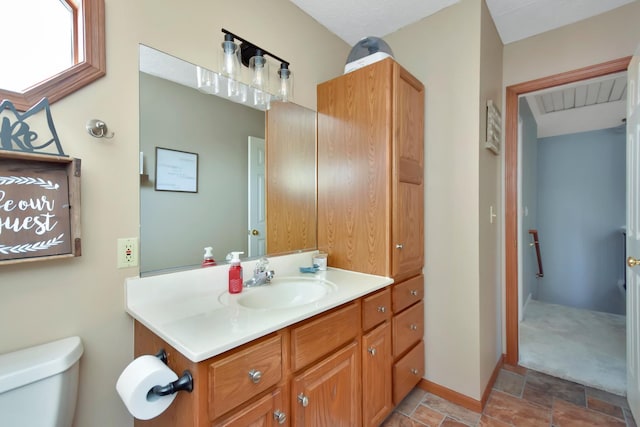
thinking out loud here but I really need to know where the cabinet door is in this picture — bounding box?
[362,322,392,427]
[292,341,360,427]
[392,63,425,280]
[213,387,287,427]
[317,59,393,277]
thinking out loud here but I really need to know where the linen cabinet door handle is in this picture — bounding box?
[273,410,287,424]
[248,369,262,384]
[368,347,377,356]
[410,324,418,331]
[298,393,309,407]
[411,368,419,375]
[396,243,404,249]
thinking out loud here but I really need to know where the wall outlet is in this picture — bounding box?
[117,238,138,268]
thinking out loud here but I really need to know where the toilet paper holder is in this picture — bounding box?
[147,349,193,397]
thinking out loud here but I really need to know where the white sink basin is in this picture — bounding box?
[220,277,336,310]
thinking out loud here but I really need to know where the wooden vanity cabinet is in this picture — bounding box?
[134,288,409,427]
[318,58,426,407]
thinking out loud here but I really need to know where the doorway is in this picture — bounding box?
[504,57,632,373]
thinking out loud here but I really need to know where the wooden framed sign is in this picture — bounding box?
[0,151,81,264]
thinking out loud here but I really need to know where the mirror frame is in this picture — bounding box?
[0,0,106,111]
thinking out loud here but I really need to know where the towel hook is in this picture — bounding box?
[86,119,114,138]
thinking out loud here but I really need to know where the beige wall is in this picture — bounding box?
[0,1,348,426]
[387,0,492,400]
[504,1,640,87]
[478,0,503,396]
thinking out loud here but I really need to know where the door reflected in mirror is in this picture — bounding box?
[139,46,316,276]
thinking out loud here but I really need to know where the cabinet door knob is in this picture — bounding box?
[410,290,418,296]
[377,306,386,313]
[248,369,262,384]
[273,410,287,424]
[298,393,310,407]
[410,324,418,331]
[368,347,377,356]
[411,368,419,375]
[396,243,404,249]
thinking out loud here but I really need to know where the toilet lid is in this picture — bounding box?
[0,336,83,394]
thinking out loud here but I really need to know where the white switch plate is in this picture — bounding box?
[490,205,497,224]
[117,238,138,268]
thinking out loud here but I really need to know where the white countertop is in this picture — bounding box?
[125,252,393,362]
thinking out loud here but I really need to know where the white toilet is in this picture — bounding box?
[0,336,84,427]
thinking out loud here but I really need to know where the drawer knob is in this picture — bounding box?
[410,290,418,296]
[411,368,419,375]
[410,324,418,331]
[368,347,377,356]
[248,369,262,384]
[396,243,404,249]
[273,410,287,424]
[377,306,386,313]
[298,393,310,407]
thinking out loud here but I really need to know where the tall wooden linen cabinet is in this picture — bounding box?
[318,58,425,425]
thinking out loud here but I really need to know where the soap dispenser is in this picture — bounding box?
[202,246,217,267]
[228,251,244,294]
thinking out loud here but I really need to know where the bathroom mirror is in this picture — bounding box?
[139,45,316,276]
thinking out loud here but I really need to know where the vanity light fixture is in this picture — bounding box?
[219,28,293,105]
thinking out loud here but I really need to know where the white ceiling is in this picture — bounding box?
[524,73,627,138]
[289,0,636,46]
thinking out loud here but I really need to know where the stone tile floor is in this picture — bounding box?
[381,366,638,427]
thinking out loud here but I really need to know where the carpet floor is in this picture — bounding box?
[519,299,626,396]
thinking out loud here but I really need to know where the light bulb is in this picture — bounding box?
[249,50,269,91]
[278,63,293,102]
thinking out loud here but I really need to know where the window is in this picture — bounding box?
[0,0,105,111]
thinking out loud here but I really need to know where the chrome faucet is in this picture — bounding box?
[244,257,275,287]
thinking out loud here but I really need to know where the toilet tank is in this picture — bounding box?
[0,336,84,427]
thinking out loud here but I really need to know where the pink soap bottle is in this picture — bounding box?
[228,251,244,294]
[202,246,217,267]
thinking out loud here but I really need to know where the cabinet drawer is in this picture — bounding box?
[291,302,360,372]
[392,275,423,313]
[209,335,283,420]
[393,340,424,405]
[362,288,391,332]
[392,301,424,357]
[213,387,286,427]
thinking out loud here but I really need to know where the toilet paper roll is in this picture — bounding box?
[116,355,179,420]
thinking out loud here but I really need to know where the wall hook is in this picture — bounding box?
[86,119,114,138]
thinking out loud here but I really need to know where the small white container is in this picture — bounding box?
[313,252,328,270]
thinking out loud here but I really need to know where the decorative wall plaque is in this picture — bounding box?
[0,98,81,265]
